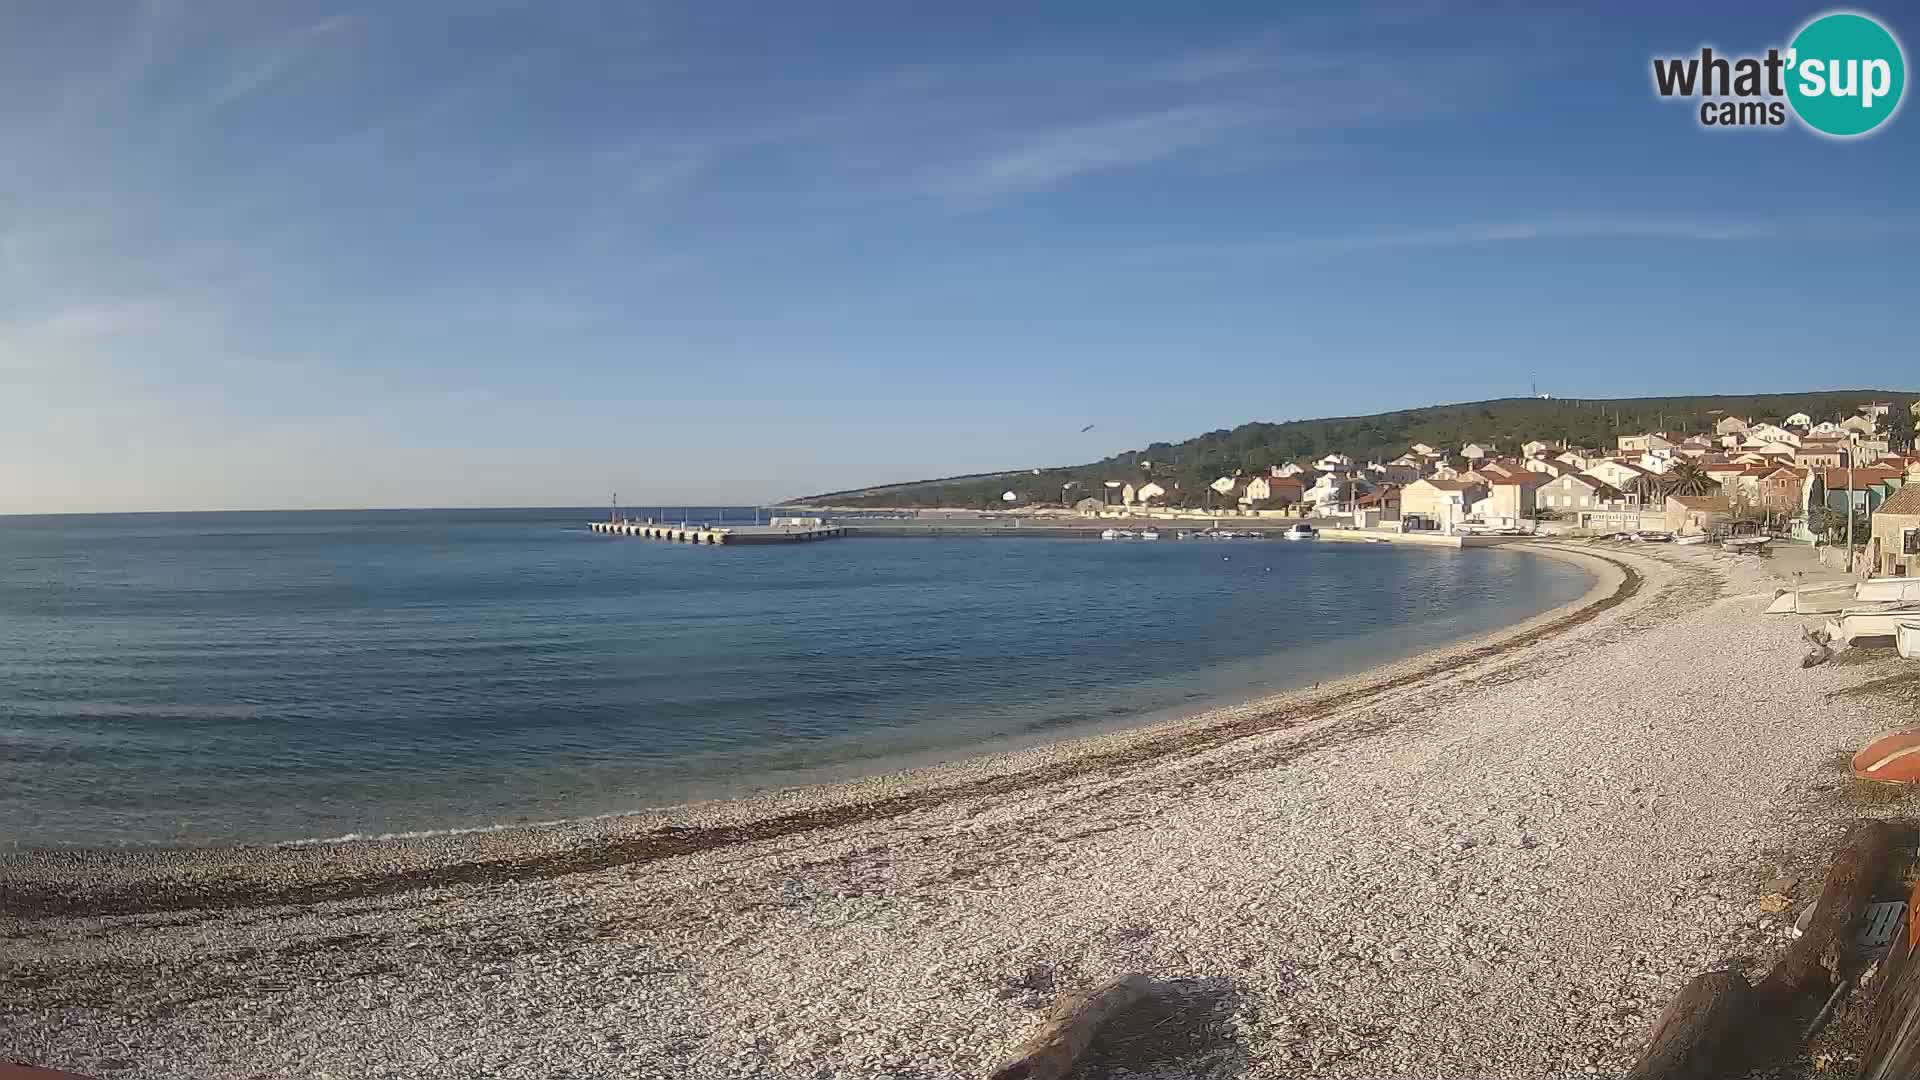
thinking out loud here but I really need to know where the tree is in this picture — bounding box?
[1660,458,1719,498]
[1808,505,1870,543]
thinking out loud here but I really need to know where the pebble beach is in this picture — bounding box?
[5,541,1915,1079]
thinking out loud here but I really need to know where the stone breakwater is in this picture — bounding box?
[4,544,1908,1078]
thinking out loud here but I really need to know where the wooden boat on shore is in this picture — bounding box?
[1824,606,1920,647]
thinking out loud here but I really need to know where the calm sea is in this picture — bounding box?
[0,509,1589,848]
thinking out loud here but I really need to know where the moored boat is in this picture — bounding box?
[1283,523,1318,541]
[1138,528,1161,541]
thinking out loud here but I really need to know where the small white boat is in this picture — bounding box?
[1898,620,1920,660]
[1138,528,1161,541]
[1100,528,1134,540]
[1675,535,1709,546]
[1824,606,1920,647]
[1722,535,1774,552]
[1283,523,1318,541]
[1858,579,1920,605]
[1766,581,1856,615]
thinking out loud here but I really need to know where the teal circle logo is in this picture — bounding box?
[1787,12,1906,136]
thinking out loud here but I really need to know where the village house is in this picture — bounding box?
[1584,458,1658,493]
[1677,436,1719,457]
[1369,460,1422,485]
[1745,423,1800,446]
[1818,466,1908,518]
[1617,432,1683,453]
[1271,462,1307,478]
[1538,472,1625,515]
[1636,450,1674,475]
[1315,453,1355,472]
[1123,481,1167,506]
[1525,456,1575,478]
[1521,439,1553,458]
[1409,443,1439,457]
[1754,465,1813,519]
[1305,472,1370,513]
[1554,447,1602,470]
[1871,484,1920,577]
[1400,478,1487,533]
[1785,411,1813,428]
[1665,494,1732,537]
[1474,459,1529,482]
[1796,441,1848,469]
[1352,484,1402,526]
[1841,415,1878,436]
[1741,440,1800,460]
[1715,416,1750,435]
[1460,442,1493,462]
[1239,474,1303,509]
[1471,473,1546,527]
[1702,460,1750,490]
[1810,420,1847,437]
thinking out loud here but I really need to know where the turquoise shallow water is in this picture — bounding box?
[0,509,1590,848]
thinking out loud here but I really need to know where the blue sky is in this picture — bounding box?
[2,1,1914,512]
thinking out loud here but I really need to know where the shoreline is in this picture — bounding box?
[2,541,1622,916]
[13,541,1914,1078]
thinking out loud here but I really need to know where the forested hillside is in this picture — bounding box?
[792,390,1916,509]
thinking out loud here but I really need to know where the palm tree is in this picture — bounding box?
[1661,458,1718,498]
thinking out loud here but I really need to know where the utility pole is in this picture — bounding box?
[1847,432,1858,574]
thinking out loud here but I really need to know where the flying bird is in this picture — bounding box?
[1079,424,1095,433]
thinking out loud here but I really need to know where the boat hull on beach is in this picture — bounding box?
[1858,579,1920,605]
[1898,620,1920,660]
[1824,606,1920,647]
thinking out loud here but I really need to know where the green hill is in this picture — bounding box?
[791,390,1916,509]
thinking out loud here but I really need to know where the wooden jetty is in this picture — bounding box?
[589,520,845,545]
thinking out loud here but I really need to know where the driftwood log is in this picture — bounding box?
[1625,820,1901,1080]
[986,973,1153,1080]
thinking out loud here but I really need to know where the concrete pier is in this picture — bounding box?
[589,521,846,544]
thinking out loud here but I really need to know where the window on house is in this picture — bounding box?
[1906,528,1919,556]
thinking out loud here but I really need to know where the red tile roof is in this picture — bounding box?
[1823,466,1906,489]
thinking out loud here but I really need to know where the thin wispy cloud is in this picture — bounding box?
[207,14,353,110]
[974,104,1258,194]
[1113,216,1802,266]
